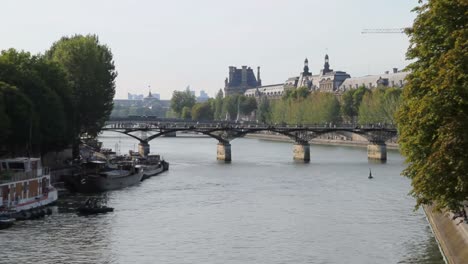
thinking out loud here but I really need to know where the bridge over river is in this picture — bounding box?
[103,117,397,162]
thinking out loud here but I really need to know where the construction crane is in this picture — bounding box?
[361,28,407,34]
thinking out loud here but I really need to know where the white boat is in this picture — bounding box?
[0,158,58,216]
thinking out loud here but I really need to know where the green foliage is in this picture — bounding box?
[0,83,12,143]
[0,49,71,153]
[191,102,214,121]
[341,86,369,121]
[214,89,224,120]
[170,88,196,117]
[181,106,192,119]
[270,92,341,124]
[240,96,257,115]
[222,94,239,120]
[0,82,33,152]
[46,34,117,137]
[282,86,310,100]
[220,94,257,120]
[257,96,270,123]
[358,88,401,124]
[396,0,468,211]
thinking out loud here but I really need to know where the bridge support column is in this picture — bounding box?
[217,142,231,162]
[138,141,150,157]
[367,142,387,161]
[293,143,310,163]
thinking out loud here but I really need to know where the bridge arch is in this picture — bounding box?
[101,123,397,162]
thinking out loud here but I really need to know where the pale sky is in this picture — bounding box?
[1,0,418,99]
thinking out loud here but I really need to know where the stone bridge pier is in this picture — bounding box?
[138,141,150,157]
[293,142,310,163]
[367,141,387,161]
[216,141,231,162]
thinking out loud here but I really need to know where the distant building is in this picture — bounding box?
[197,90,210,102]
[338,68,407,91]
[224,66,261,96]
[290,55,351,92]
[240,54,407,99]
[144,89,160,101]
[127,93,144,100]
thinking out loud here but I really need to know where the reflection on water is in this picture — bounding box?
[0,133,444,264]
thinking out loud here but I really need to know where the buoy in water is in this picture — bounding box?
[368,168,373,179]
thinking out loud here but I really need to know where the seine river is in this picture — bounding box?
[0,132,444,264]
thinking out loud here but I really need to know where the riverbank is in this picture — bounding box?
[423,205,468,264]
[245,133,399,150]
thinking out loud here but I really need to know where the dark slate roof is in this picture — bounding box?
[229,68,257,87]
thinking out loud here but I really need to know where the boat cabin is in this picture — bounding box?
[0,158,51,210]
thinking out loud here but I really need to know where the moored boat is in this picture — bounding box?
[65,161,144,193]
[135,154,169,181]
[0,216,15,230]
[0,157,58,218]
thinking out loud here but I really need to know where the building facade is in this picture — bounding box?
[224,66,261,96]
[236,54,407,99]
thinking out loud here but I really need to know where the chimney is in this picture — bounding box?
[257,66,261,86]
[393,68,398,73]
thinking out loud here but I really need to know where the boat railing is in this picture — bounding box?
[0,169,43,183]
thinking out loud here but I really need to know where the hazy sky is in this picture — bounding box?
[1,0,418,99]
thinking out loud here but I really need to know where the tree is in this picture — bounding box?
[358,88,401,124]
[46,34,117,138]
[191,102,214,121]
[0,83,12,144]
[170,89,196,117]
[240,96,257,115]
[0,49,71,154]
[257,96,271,123]
[295,86,310,99]
[340,86,369,123]
[396,0,468,211]
[0,82,33,154]
[341,89,355,121]
[222,94,240,120]
[181,106,192,119]
[214,89,224,120]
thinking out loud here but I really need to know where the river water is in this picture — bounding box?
[0,132,444,264]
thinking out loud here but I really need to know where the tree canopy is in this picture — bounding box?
[396,0,468,211]
[170,88,196,117]
[46,34,117,138]
[191,102,214,121]
[0,34,118,157]
[269,92,341,124]
[0,49,71,154]
[358,87,401,124]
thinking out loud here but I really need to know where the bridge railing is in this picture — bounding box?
[103,121,396,131]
